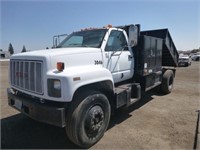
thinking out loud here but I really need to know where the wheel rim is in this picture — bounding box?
[84,105,104,139]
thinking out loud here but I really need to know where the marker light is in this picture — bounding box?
[103,24,113,28]
[107,24,112,28]
[57,62,65,71]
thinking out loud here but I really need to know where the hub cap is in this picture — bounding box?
[85,105,104,139]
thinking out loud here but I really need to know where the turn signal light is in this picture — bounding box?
[57,62,65,71]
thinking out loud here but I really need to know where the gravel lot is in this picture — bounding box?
[0,60,200,149]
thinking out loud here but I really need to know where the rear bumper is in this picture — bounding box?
[7,88,66,127]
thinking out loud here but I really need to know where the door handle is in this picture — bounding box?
[105,53,109,58]
[128,55,133,59]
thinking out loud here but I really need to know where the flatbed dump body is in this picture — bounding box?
[141,29,179,67]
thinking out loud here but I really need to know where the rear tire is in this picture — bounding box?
[66,91,111,148]
[161,70,174,94]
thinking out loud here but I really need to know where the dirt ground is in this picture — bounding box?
[0,60,200,149]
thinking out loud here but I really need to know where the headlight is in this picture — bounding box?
[53,80,61,90]
[47,79,61,98]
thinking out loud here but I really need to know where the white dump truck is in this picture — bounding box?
[7,24,178,148]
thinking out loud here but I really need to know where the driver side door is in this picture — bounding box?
[104,30,134,83]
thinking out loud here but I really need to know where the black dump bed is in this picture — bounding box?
[141,29,179,67]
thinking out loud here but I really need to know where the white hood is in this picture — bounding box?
[12,47,101,58]
[11,47,103,71]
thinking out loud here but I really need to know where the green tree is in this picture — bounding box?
[191,48,200,54]
[8,43,14,55]
[21,45,27,53]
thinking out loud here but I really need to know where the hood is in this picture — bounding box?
[10,47,103,71]
[12,47,101,58]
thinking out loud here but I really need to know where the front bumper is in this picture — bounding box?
[7,88,66,127]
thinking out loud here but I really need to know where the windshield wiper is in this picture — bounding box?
[69,44,81,46]
[69,44,89,47]
[82,45,89,47]
[57,44,90,48]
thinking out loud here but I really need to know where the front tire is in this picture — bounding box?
[161,70,174,94]
[66,91,111,148]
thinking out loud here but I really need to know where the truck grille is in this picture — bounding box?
[10,60,43,94]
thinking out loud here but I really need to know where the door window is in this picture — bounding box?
[105,30,128,51]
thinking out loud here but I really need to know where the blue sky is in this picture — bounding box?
[1,0,199,53]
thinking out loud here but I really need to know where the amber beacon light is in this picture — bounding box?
[57,62,65,71]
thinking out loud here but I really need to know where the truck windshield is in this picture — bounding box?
[57,29,107,48]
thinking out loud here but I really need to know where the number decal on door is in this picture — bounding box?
[94,60,103,65]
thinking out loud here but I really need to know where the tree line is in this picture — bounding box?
[8,43,27,55]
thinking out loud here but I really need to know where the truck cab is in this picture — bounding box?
[56,26,137,83]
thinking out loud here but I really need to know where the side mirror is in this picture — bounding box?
[128,25,138,47]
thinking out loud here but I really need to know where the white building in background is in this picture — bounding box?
[0,51,10,59]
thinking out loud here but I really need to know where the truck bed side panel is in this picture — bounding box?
[133,35,163,91]
[141,29,179,67]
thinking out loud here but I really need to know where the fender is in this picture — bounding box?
[47,65,114,102]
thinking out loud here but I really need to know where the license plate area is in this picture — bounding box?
[14,99,22,110]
